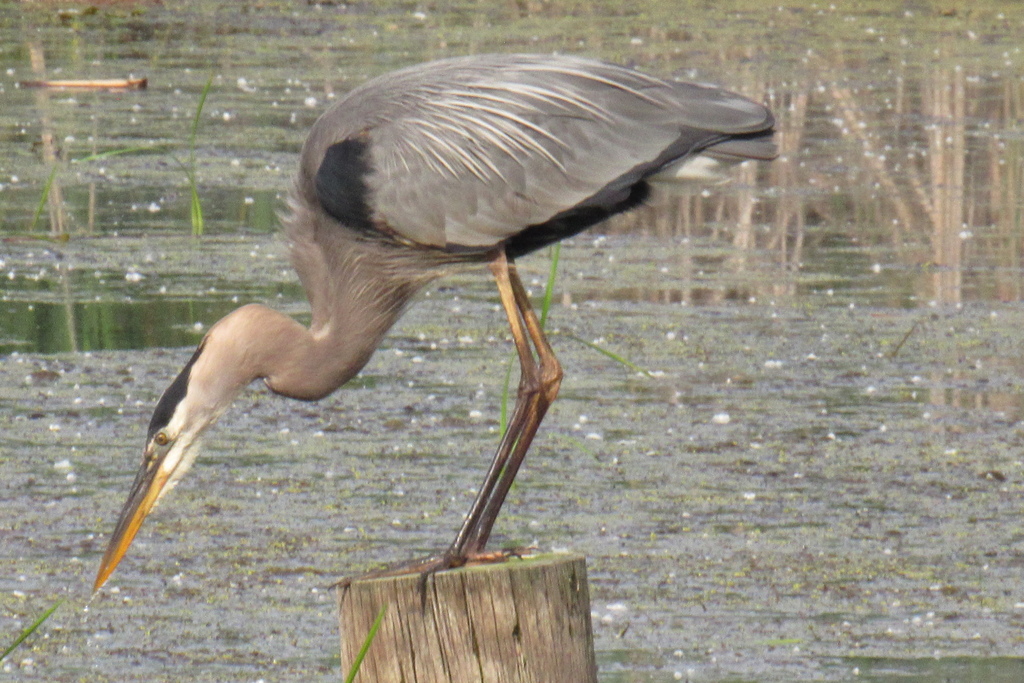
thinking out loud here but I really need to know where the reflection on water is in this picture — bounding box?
[1,8,1020,351]
[1,5,1021,345]
[847,656,1024,683]
[598,653,1024,683]
[1,222,295,354]
[0,299,237,354]
[607,54,1024,309]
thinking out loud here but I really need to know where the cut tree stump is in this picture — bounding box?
[337,554,597,683]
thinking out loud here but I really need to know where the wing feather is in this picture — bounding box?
[297,54,774,251]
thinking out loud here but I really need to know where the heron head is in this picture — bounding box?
[94,331,246,590]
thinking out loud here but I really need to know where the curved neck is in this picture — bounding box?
[206,302,395,402]
[206,200,456,403]
[256,305,370,400]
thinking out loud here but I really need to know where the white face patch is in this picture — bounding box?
[148,342,206,443]
[157,436,203,503]
[151,398,209,505]
[143,318,248,509]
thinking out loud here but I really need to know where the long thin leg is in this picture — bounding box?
[447,250,562,558]
[445,251,537,556]
[463,256,562,553]
[335,251,562,589]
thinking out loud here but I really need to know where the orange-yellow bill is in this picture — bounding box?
[94,458,171,591]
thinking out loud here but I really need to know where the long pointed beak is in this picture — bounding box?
[94,453,171,591]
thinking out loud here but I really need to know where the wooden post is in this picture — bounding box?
[337,554,597,683]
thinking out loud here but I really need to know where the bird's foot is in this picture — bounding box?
[332,545,535,592]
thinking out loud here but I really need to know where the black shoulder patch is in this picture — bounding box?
[315,136,375,233]
[505,182,650,259]
[147,341,205,441]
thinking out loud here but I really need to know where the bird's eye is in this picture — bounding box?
[153,431,171,446]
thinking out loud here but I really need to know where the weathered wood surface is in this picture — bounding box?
[338,554,597,683]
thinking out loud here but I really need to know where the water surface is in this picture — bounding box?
[2,1,1023,681]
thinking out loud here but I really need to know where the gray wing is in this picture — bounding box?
[301,53,774,251]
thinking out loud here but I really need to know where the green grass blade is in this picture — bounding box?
[550,432,601,460]
[539,243,561,330]
[189,73,214,160]
[183,75,213,237]
[888,319,921,359]
[28,165,59,232]
[344,603,387,683]
[497,244,652,436]
[173,161,205,237]
[0,599,63,663]
[501,244,562,432]
[73,145,168,163]
[499,355,515,433]
[560,332,654,377]
[189,176,204,236]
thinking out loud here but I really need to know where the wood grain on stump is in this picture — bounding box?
[338,554,597,683]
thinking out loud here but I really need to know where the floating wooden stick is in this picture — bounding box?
[18,77,147,90]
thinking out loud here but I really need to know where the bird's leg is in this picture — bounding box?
[335,252,560,588]
[444,252,538,559]
[461,255,562,554]
[447,251,562,559]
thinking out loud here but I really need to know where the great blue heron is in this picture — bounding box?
[94,53,775,590]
